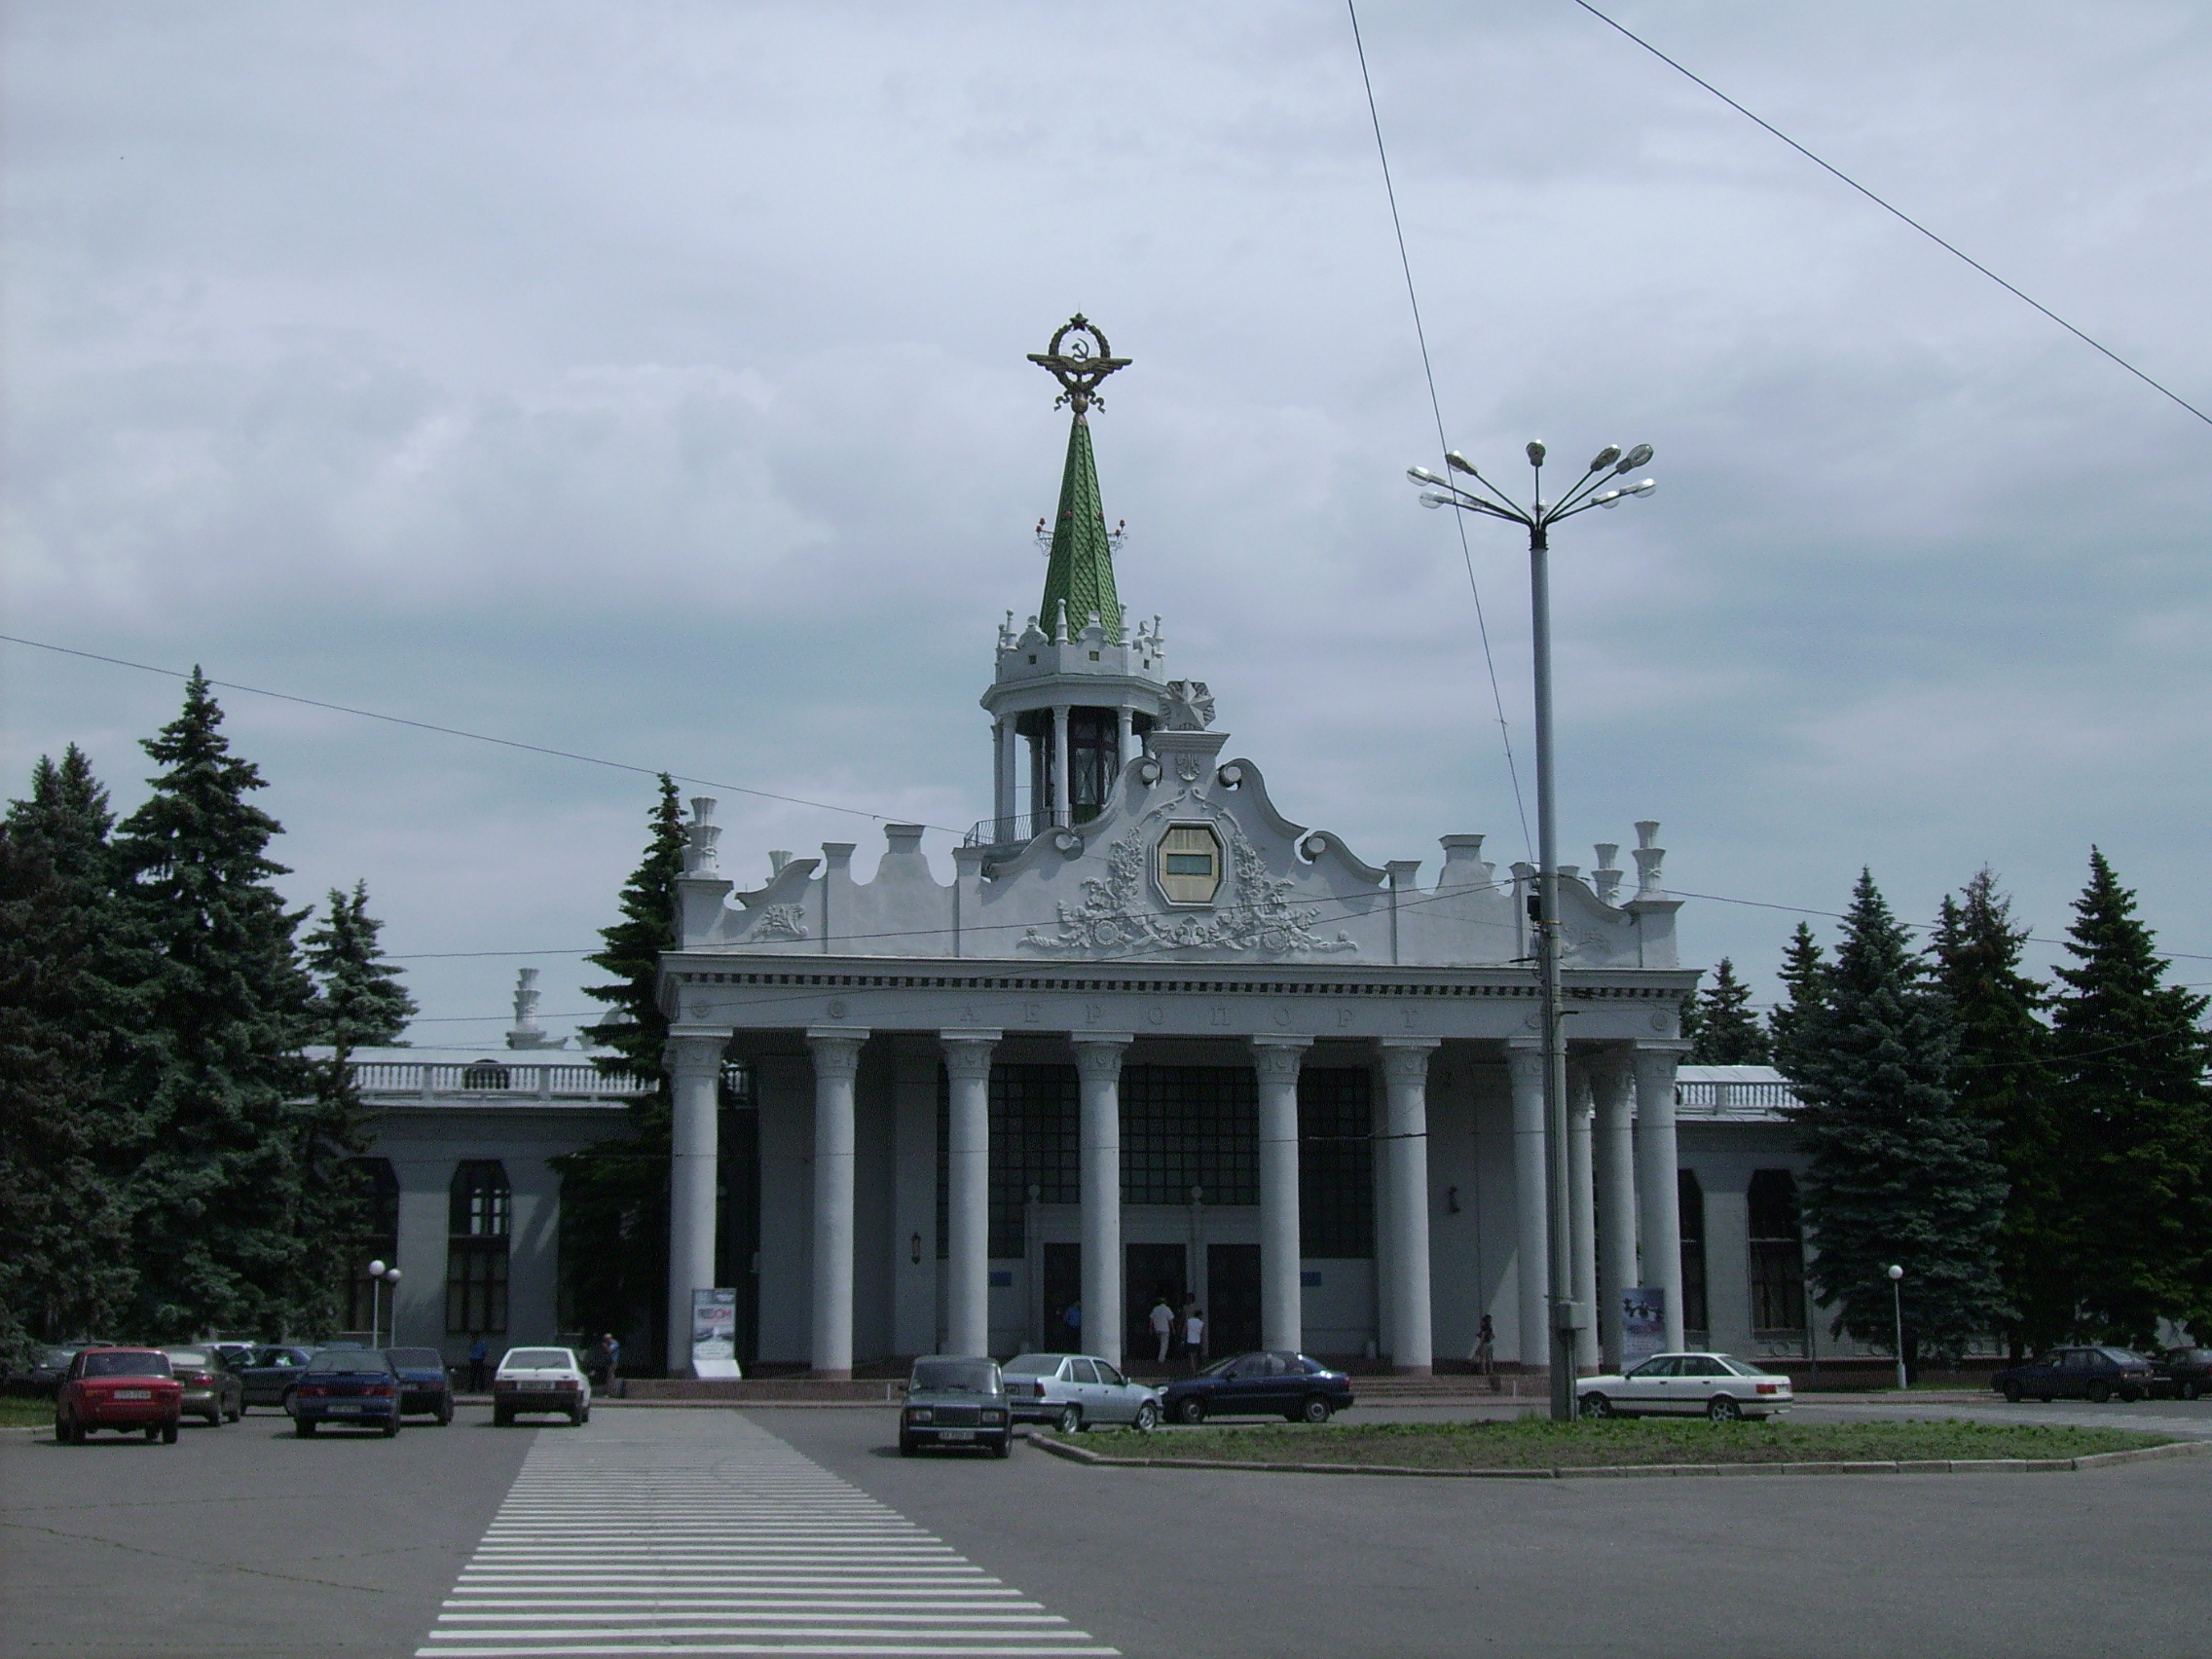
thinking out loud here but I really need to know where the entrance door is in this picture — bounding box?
[1124,1243,1187,1374]
[1042,1243,1083,1353]
[1206,1243,1262,1361]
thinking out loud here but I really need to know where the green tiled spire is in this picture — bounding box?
[1038,413,1121,640]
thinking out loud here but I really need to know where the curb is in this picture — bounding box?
[1017,1430,2209,1480]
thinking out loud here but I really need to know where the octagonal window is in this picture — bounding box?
[1158,824,1224,905]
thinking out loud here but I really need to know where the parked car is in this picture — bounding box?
[2157,1347,2212,1402]
[55,1347,183,1444]
[161,1346,244,1425]
[493,1346,591,1426]
[1001,1352,1161,1432]
[11,1344,92,1398]
[292,1348,402,1437]
[240,1346,315,1414]
[1992,1346,2157,1404]
[1158,1351,1357,1425]
[384,1347,456,1424]
[1576,1352,1794,1421]
[900,1356,1011,1456]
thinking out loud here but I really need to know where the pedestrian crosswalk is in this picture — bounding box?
[420,1413,1118,1657]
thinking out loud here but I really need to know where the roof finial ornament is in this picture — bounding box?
[1026,313,1130,416]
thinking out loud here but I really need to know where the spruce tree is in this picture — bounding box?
[551,776,688,1366]
[0,748,143,1352]
[292,880,419,1335]
[1766,921,1828,1079]
[1933,869,2063,1355]
[2048,849,2212,1345]
[1781,871,2009,1373]
[111,671,319,1339]
[1689,957,1771,1064]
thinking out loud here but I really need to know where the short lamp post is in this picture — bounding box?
[366,1260,403,1347]
[1887,1264,1906,1390]
[1408,440,1657,1424]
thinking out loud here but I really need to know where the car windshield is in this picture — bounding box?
[1000,1354,1066,1376]
[1718,1357,1772,1377]
[309,1349,392,1373]
[387,1348,445,1369]
[910,1359,999,1394]
[1198,1353,1243,1378]
[502,1349,573,1370]
[85,1351,170,1378]
[39,1347,76,1367]
[163,1349,211,1367]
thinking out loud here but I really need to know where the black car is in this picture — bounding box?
[899,1357,1013,1457]
[384,1347,456,1423]
[2158,1346,2212,1402]
[1159,1351,1356,1424]
[239,1346,315,1413]
[9,1345,93,1398]
[1992,1346,2157,1404]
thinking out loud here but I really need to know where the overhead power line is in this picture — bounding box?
[1568,0,2212,430]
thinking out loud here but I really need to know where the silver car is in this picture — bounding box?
[1001,1352,1161,1432]
[1577,1351,1794,1421]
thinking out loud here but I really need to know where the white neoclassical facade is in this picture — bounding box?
[650,320,1717,1380]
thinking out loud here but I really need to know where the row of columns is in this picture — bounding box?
[989,706,1141,833]
[666,1026,1682,1379]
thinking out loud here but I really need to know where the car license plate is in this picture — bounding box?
[116,1389,151,1401]
[526,1382,557,1391]
[329,1403,361,1414]
[939,1428,975,1442]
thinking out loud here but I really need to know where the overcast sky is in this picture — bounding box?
[7,1,2210,1046]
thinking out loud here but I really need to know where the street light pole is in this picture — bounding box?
[1888,1263,1906,1391]
[367,1259,387,1346]
[1409,441,1657,1423]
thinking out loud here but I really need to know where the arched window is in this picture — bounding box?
[1747,1169,1808,1335]
[346,1158,400,1333]
[1677,1169,1709,1340]
[446,1161,510,1334]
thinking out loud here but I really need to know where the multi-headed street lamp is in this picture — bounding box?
[1407,439,1658,1424]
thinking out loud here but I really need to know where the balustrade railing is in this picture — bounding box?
[963,807,1075,848]
[1675,1079,1801,1117]
[348,1060,649,1101]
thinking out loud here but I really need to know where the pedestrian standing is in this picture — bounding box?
[1149,1294,1174,1367]
[466,1333,489,1393]
[1470,1314,1496,1391]
[1183,1308,1205,1373]
[604,1332,621,1386]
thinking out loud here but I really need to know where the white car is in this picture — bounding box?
[492,1346,592,1426]
[1577,1352,1793,1421]
[1000,1352,1161,1432]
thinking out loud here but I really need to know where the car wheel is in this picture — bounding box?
[1706,1395,1743,1422]
[2000,1381,2022,1403]
[280,1387,297,1418]
[991,1433,1013,1458]
[574,1406,589,1425]
[1056,1405,1082,1435]
[383,1417,400,1438]
[54,1414,70,1445]
[1301,1396,1332,1424]
[296,1419,315,1437]
[2119,1384,2142,1403]
[1580,1393,1613,1419]
[1176,1398,1205,1425]
[2087,1382,2112,1404]
[1133,1401,1159,1432]
[2037,1393,2053,1403]
[205,1408,222,1426]
[494,1407,511,1427]
[2184,1381,2202,1402]
[437,1400,454,1426]
[226,1400,241,1422]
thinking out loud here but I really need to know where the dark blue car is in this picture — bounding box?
[292,1348,402,1437]
[383,1347,456,1424]
[1159,1351,1356,1424]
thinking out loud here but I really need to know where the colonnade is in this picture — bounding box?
[663,1029,1684,1379]
[990,706,1139,832]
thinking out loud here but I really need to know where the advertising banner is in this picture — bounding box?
[690,1287,742,1380]
[1621,1287,1667,1363]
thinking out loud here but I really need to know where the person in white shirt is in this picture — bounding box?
[1149,1295,1174,1365]
[1182,1308,1205,1373]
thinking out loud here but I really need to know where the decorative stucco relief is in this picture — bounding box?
[753,903,808,940]
[1020,784,1356,958]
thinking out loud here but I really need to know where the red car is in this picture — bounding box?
[55,1347,184,1444]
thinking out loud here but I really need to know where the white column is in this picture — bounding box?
[1567,1065,1599,1374]
[1590,1052,1639,1373]
[1505,1043,1549,1376]
[1378,1040,1438,1374]
[1051,704,1072,828]
[991,718,1009,831]
[1250,1038,1310,1353]
[806,1028,868,1379]
[1116,706,1134,774]
[1633,1044,1688,1353]
[1073,1036,1131,1369]
[939,1030,999,1357]
[663,1031,728,1380]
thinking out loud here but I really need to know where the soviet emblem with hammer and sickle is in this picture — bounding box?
[1026,313,1130,416]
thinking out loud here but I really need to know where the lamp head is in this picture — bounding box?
[1526,440,1547,466]
[1887,1264,1904,1281]
[368,1259,387,1278]
[1618,442,1654,472]
[1418,493,1452,509]
[1589,444,1622,471]
[1632,478,1657,497]
[1445,450,1479,476]
[1407,466,1447,487]
[385,1266,402,1283]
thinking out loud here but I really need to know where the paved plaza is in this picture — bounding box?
[6,1399,2210,1659]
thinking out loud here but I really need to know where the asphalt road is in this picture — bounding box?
[7,1397,2210,1659]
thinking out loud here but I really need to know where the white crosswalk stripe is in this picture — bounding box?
[421,1413,1117,1657]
